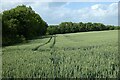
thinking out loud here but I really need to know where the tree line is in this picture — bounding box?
[1,5,119,46]
[47,22,119,35]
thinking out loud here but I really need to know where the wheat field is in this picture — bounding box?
[2,30,119,78]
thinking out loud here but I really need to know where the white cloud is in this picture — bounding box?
[0,1,118,25]
[31,2,118,25]
[80,3,118,25]
[91,4,100,10]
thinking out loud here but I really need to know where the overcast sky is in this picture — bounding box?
[1,0,119,25]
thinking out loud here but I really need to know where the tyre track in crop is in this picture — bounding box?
[49,35,57,78]
[32,35,61,78]
[49,35,61,78]
[50,35,56,49]
[32,35,59,78]
[32,36,53,51]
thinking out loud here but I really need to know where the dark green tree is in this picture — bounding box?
[2,5,48,46]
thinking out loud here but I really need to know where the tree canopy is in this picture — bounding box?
[2,5,48,46]
[47,22,119,35]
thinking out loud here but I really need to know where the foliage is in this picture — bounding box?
[47,22,119,35]
[2,5,48,46]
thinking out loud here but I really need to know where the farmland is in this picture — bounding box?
[2,30,119,78]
